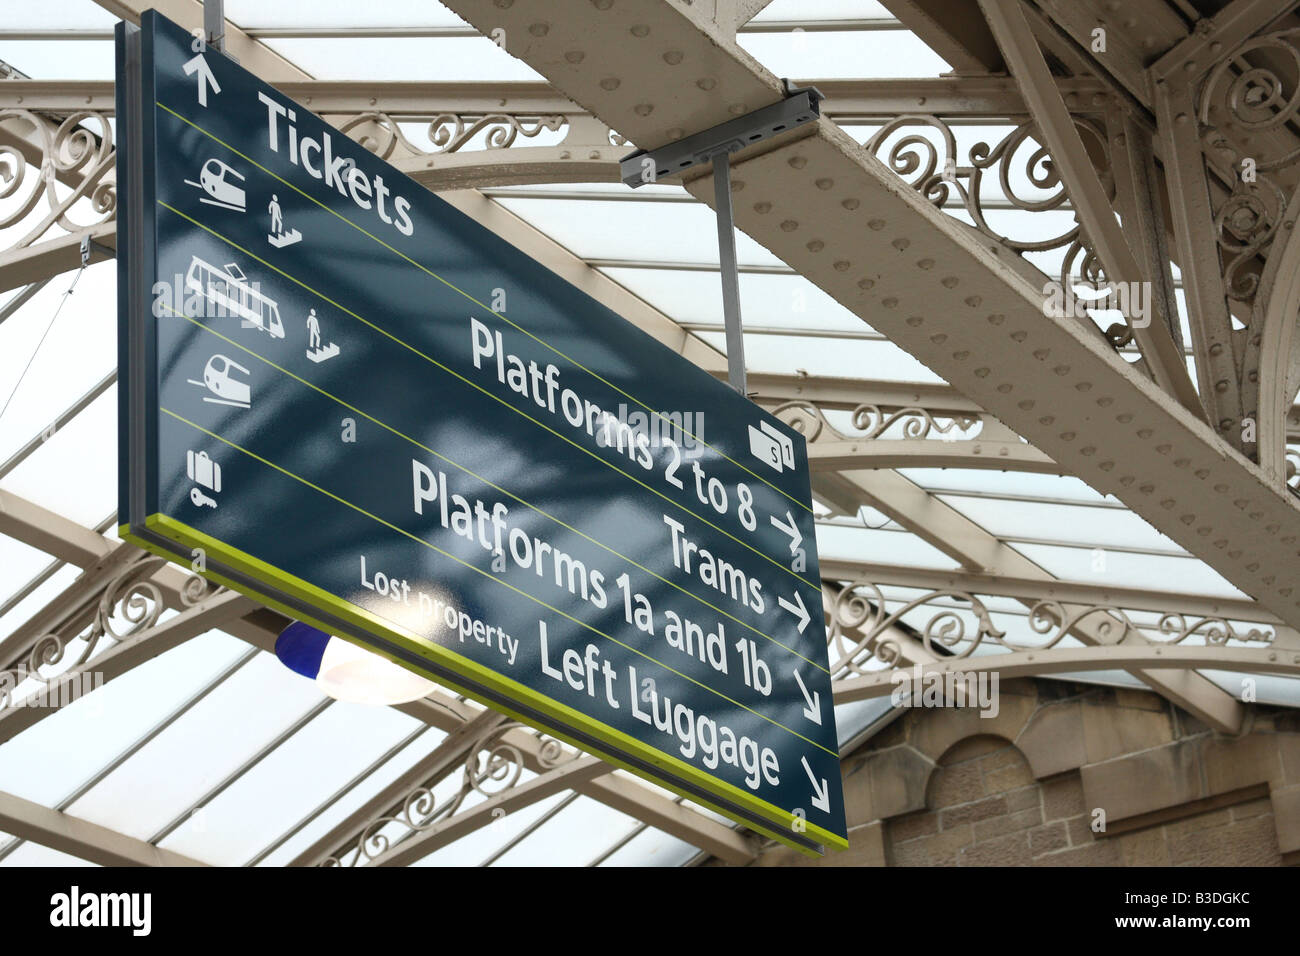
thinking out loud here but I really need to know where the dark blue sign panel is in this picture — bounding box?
[116,10,846,853]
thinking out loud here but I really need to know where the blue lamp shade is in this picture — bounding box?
[275,622,437,705]
[275,621,331,679]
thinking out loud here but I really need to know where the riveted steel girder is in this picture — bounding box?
[436,0,1300,639]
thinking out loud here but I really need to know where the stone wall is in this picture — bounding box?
[730,678,1300,867]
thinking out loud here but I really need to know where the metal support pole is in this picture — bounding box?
[619,85,823,397]
[711,149,747,395]
[204,0,226,54]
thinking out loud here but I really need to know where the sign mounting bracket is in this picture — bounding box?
[620,81,824,396]
[202,0,238,61]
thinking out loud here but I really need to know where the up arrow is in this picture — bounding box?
[800,756,831,813]
[792,668,822,725]
[777,589,810,634]
[769,510,802,554]
[182,53,221,107]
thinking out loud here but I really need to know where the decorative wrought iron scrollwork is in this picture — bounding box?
[0,109,116,255]
[772,399,981,445]
[1212,178,1285,305]
[827,582,1006,677]
[0,556,220,709]
[1196,28,1300,309]
[1200,29,1300,175]
[827,580,1275,681]
[336,110,566,161]
[428,113,565,152]
[863,115,1167,349]
[1055,241,1140,349]
[320,721,572,867]
[864,115,1105,255]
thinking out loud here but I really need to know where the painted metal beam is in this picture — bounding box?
[809,467,1244,731]
[368,756,609,866]
[288,709,509,867]
[1148,0,1297,86]
[0,223,116,295]
[876,0,1004,73]
[978,0,1204,418]
[746,372,980,413]
[0,539,141,671]
[834,643,1300,703]
[1033,0,1188,105]
[807,437,1058,473]
[0,788,206,866]
[0,77,1107,118]
[432,0,1300,658]
[818,557,1286,626]
[0,489,112,567]
[0,589,255,744]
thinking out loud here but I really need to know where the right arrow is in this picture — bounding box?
[182,53,221,107]
[801,756,831,813]
[777,589,810,633]
[792,668,822,725]
[769,509,802,554]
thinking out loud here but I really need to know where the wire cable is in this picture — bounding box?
[0,267,86,424]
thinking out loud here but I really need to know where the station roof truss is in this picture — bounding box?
[1,0,1299,866]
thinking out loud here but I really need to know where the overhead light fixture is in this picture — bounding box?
[275,621,436,705]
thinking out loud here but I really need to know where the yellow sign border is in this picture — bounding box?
[123,514,848,855]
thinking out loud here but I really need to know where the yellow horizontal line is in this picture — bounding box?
[160,406,837,757]
[155,98,817,516]
[162,304,829,674]
[155,197,821,597]
[124,519,844,852]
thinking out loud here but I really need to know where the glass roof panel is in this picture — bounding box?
[817,521,957,568]
[0,632,252,808]
[1009,542,1246,598]
[0,563,82,638]
[256,723,453,867]
[698,330,947,382]
[2,387,118,528]
[486,793,640,866]
[596,825,700,867]
[753,0,895,20]
[1202,672,1300,708]
[600,268,874,334]
[156,696,421,865]
[0,535,64,611]
[936,494,1187,553]
[899,468,1116,504]
[261,37,543,82]
[0,40,115,79]
[411,790,571,867]
[62,651,326,841]
[0,263,117,464]
[2,0,118,30]
[227,0,470,29]
[738,30,951,79]
[490,197,787,267]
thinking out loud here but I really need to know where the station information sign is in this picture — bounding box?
[117,10,847,853]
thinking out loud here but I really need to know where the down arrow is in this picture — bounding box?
[769,510,803,554]
[801,756,831,813]
[792,668,822,725]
